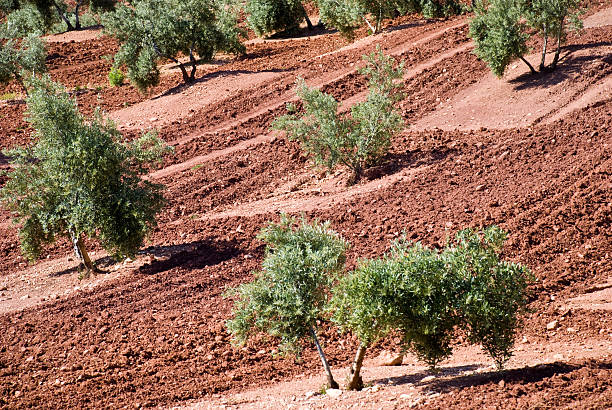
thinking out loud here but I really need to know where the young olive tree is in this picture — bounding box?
[226,216,348,389]
[331,241,459,389]
[1,76,170,275]
[273,48,404,185]
[0,33,46,94]
[450,226,533,369]
[246,0,313,38]
[470,0,583,77]
[102,0,245,92]
[316,0,466,38]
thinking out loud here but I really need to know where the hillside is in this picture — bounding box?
[0,4,610,409]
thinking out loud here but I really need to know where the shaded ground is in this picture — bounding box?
[0,5,611,409]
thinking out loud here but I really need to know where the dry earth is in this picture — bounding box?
[0,2,611,409]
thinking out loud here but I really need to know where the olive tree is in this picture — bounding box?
[226,216,348,389]
[331,226,532,389]
[1,4,47,37]
[450,226,533,369]
[470,0,583,77]
[316,0,466,38]
[0,33,46,94]
[246,0,313,37]
[102,0,245,92]
[1,76,170,275]
[273,48,404,184]
[331,241,458,389]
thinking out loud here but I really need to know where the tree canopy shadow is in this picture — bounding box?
[427,361,580,394]
[136,238,241,275]
[363,145,457,181]
[373,364,481,387]
[47,238,240,277]
[155,68,289,98]
[510,41,612,91]
[383,19,427,34]
[266,23,337,40]
[48,254,117,277]
[372,361,587,393]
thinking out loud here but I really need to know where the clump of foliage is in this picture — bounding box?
[226,215,348,389]
[1,4,47,37]
[1,76,170,275]
[450,226,533,369]
[0,33,46,94]
[102,0,245,92]
[316,0,467,38]
[331,240,458,389]
[107,66,124,87]
[331,226,532,389]
[246,0,313,37]
[273,48,404,184]
[469,0,583,77]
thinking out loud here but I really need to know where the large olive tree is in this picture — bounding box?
[1,76,170,275]
[246,0,313,37]
[226,216,348,389]
[103,0,245,92]
[470,0,583,77]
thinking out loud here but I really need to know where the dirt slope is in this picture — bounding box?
[0,5,611,409]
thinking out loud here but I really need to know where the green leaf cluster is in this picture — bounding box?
[107,66,124,87]
[226,215,348,354]
[1,75,170,262]
[1,4,46,37]
[331,226,532,371]
[246,0,308,37]
[102,0,245,91]
[273,48,404,184]
[470,0,583,77]
[316,0,467,38]
[449,226,533,369]
[0,33,46,93]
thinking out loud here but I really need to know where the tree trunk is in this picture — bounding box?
[54,1,74,31]
[362,15,376,34]
[346,343,367,390]
[74,0,82,30]
[70,231,96,274]
[550,21,564,70]
[304,11,314,30]
[13,72,28,96]
[310,327,339,389]
[346,165,362,186]
[539,25,548,72]
[178,63,191,84]
[520,56,537,75]
[188,46,197,82]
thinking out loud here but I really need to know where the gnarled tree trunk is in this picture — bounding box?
[346,343,367,390]
[310,326,339,389]
[70,230,96,273]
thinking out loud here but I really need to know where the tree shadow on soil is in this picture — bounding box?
[373,364,481,387]
[136,238,241,275]
[427,362,580,394]
[266,24,337,40]
[363,145,456,181]
[383,20,427,34]
[510,41,612,91]
[155,68,289,98]
[374,361,585,392]
[48,238,240,277]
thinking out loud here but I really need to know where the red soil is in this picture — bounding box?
[0,5,611,409]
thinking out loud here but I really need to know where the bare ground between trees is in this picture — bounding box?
[0,5,611,409]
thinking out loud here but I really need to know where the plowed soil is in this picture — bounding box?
[0,3,611,409]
